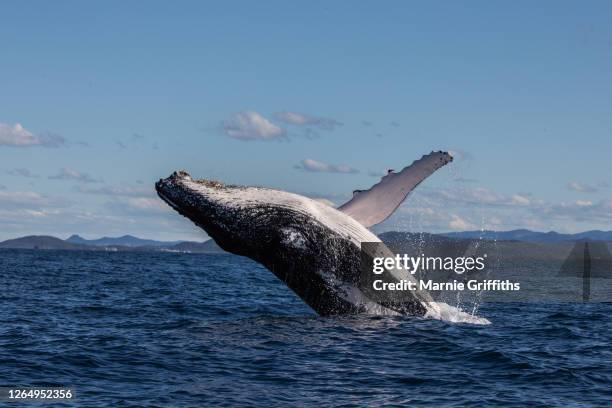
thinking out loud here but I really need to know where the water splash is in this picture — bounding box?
[425,302,491,325]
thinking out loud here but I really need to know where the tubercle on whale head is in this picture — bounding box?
[158,170,231,189]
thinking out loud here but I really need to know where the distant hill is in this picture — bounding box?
[2,229,610,254]
[440,229,612,243]
[0,234,226,254]
[66,234,184,247]
[0,236,88,250]
[166,240,225,253]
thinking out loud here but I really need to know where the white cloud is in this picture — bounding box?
[534,198,612,223]
[274,112,342,131]
[449,214,473,230]
[49,168,102,184]
[103,196,175,217]
[0,203,202,242]
[312,198,336,207]
[223,111,284,141]
[420,186,543,208]
[374,184,612,233]
[396,189,612,232]
[0,191,44,206]
[0,190,70,210]
[0,123,38,146]
[125,197,168,212]
[294,159,359,174]
[0,188,201,242]
[567,181,598,193]
[0,122,65,147]
[510,194,531,205]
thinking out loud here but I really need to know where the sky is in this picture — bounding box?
[1,1,611,241]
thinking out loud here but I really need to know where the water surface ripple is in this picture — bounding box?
[1,250,610,407]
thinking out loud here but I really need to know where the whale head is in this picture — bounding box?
[155,170,378,264]
[156,171,253,253]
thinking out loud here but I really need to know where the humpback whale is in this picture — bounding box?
[156,151,488,322]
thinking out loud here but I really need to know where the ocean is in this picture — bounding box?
[1,249,610,407]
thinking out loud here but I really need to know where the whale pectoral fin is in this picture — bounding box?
[338,151,453,227]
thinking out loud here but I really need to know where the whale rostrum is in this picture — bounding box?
[155,151,487,320]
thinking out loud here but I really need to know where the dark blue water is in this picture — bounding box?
[1,250,611,407]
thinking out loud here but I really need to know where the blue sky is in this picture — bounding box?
[1,1,611,241]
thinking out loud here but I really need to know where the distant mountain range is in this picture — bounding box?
[0,235,225,253]
[440,229,612,243]
[66,234,184,247]
[0,229,610,253]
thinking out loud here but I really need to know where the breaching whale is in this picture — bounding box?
[156,151,488,322]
